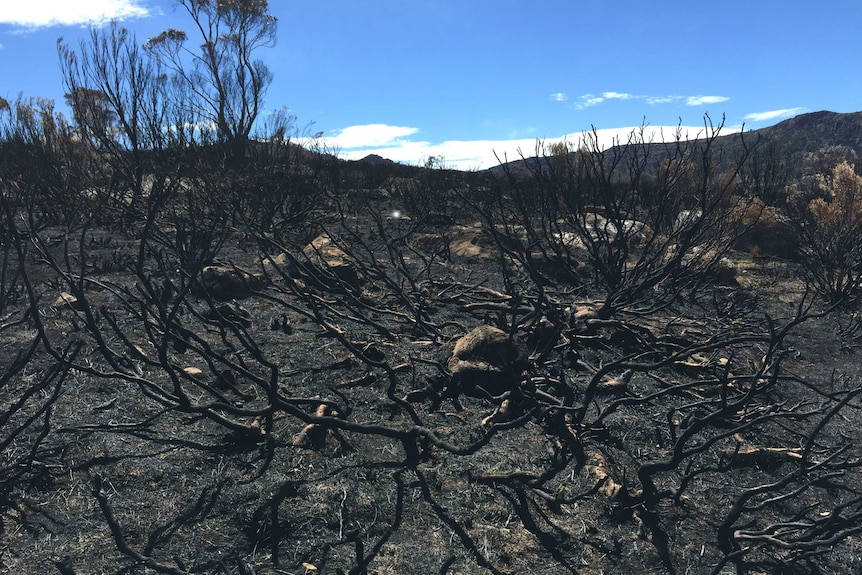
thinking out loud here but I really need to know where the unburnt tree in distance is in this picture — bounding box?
[788,160,862,303]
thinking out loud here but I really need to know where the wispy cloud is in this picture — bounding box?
[574,92,729,109]
[549,92,567,102]
[0,43,5,50]
[603,91,634,101]
[743,107,805,122]
[319,123,725,171]
[645,95,679,105]
[574,91,636,109]
[686,95,730,106]
[576,94,606,109]
[0,1,151,29]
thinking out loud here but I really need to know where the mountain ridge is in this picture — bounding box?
[751,109,862,158]
[490,110,862,175]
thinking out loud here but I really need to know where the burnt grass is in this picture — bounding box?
[2,205,862,575]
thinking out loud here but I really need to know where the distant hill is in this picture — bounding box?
[491,110,862,175]
[750,110,862,160]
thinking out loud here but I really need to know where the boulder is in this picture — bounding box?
[448,325,523,395]
[448,225,521,259]
[197,265,266,300]
[301,234,361,290]
[581,213,652,246]
[556,214,651,249]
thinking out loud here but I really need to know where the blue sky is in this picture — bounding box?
[2,0,861,169]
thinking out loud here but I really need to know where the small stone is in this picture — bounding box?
[54,291,84,311]
[481,399,515,427]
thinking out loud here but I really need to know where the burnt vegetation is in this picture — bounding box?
[3,4,862,574]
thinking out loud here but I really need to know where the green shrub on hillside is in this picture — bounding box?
[789,160,862,302]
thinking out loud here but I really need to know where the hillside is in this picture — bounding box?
[754,110,862,160]
[492,110,862,176]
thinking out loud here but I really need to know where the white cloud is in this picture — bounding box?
[574,92,633,109]
[0,1,151,28]
[322,123,724,171]
[743,107,805,122]
[602,91,633,100]
[324,124,420,150]
[576,92,730,110]
[550,92,567,102]
[575,94,606,109]
[686,95,730,106]
[0,43,4,50]
[646,95,679,105]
